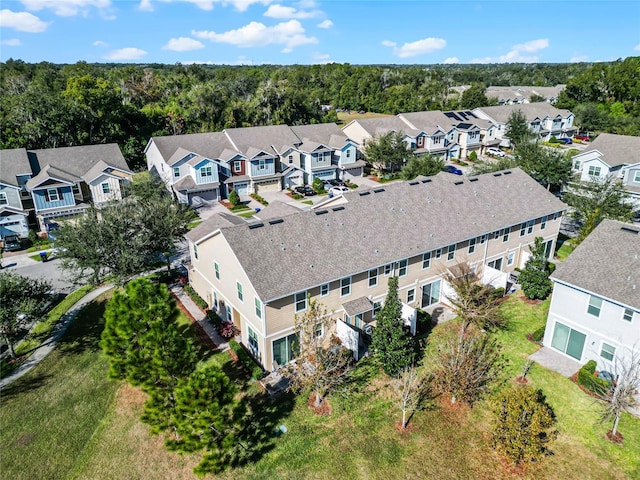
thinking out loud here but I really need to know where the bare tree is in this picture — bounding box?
[284,299,353,408]
[601,348,640,439]
[441,261,505,334]
[395,365,429,430]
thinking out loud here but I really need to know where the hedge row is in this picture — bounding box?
[577,360,610,396]
[184,284,208,310]
[229,340,264,380]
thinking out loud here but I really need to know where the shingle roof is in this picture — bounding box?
[151,132,233,162]
[255,200,302,220]
[224,125,301,156]
[28,144,130,178]
[476,103,573,124]
[290,123,350,150]
[551,220,640,310]
[581,133,640,168]
[350,116,421,138]
[26,164,76,189]
[199,168,566,301]
[0,148,31,187]
[185,212,246,243]
[399,111,455,135]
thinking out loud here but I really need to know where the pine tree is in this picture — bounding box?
[371,277,415,377]
[228,189,240,207]
[517,237,553,300]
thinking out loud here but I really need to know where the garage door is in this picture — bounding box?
[197,189,219,201]
[255,179,280,193]
[234,182,250,196]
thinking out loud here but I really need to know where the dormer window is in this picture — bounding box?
[46,188,60,202]
[201,166,213,177]
[173,167,180,178]
[259,159,266,170]
[233,161,242,172]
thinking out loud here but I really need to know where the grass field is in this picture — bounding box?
[336,111,392,125]
[1,293,638,480]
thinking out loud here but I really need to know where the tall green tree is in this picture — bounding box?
[371,277,415,377]
[363,131,414,174]
[515,143,572,191]
[459,84,492,110]
[0,272,52,358]
[516,237,554,300]
[400,154,445,180]
[492,385,557,466]
[505,109,536,147]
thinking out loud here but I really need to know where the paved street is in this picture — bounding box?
[2,250,79,293]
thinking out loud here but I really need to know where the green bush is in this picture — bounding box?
[229,340,264,380]
[577,360,610,395]
[531,325,545,342]
[468,151,478,162]
[292,193,303,200]
[250,193,269,206]
[457,160,469,166]
[549,136,560,144]
[312,177,325,194]
[206,309,223,329]
[184,284,208,310]
[228,189,240,207]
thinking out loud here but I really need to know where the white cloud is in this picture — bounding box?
[20,0,111,17]
[193,20,317,51]
[443,56,459,64]
[103,47,147,60]
[1,38,22,46]
[383,37,446,58]
[163,37,204,51]
[634,43,640,51]
[570,54,588,63]
[138,0,153,11]
[264,4,320,19]
[92,40,108,47]
[0,9,49,32]
[470,38,549,63]
[316,19,332,29]
[144,0,271,12]
[181,56,253,65]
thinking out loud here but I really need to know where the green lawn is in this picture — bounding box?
[1,293,638,480]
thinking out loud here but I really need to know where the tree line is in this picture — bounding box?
[1,59,619,170]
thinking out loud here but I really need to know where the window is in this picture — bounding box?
[193,244,198,260]
[601,342,615,362]
[447,244,456,261]
[346,150,351,158]
[384,263,393,276]
[422,252,431,269]
[421,280,441,307]
[587,165,601,177]
[72,184,80,195]
[101,182,110,194]
[233,161,242,172]
[634,171,640,183]
[248,327,259,355]
[488,258,503,271]
[320,283,329,296]
[540,215,547,230]
[434,248,442,259]
[288,155,293,164]
[502,228,510,242]
[173,167,180,178]
[0,193,7,206]
[212,289,218,310]
[295,291,307,312]
[201,166,212,177]
[587,295,602,317]
[237,282,243,302]
[574,160,581,170]
[407,288,415,304]
[368,269,378,287]
[433,136,442,144]
[520,220,534,236]
[468,237,476,254]
[479,234,488,245]
[553,212,560,221]
[255,297,262,318]
[313,323,323,340]
[623,308,634,322]
[341,277,351,297]
[507,252,515,266]
[214,262,220,279]
[373,301,382,317]
[46,188,60,202]
[273,333,298,366]
[259,159,266,170]
[397,259,408,277]
[551,322,586,360]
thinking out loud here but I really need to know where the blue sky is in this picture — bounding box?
[0,0,638,65]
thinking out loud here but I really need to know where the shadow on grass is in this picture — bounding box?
[57,300,107,355]
[0,371,53,401]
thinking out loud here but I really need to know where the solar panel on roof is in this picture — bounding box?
[458,123,473,130]
[445,112,461,121]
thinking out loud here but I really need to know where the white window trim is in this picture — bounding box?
[340,276,352,297]
[634,170,640,183]
[295,291,307,312]
[47,188,60,202]
[255,297,262,318]
[368,269,378,287]
[0,192,7,205]
[397,259,408,277]
[237,281,244,302]
[600,342,615,362]
[587,295,602,317]
[214,262,220,280]
[384,263,393,276]
[320,283,330,297]
[622,308,634,322]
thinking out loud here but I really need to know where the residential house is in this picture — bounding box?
[473,103,576,145]
[341,116,424,158]
[571,133,640,209]
[396,111,460,160]
[0,148,31,239]
[0,144,132,236]
[542,220,639,371]
[486,85,566,105]
[186,168,566,371]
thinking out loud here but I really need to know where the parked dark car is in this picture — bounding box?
[295,185,316,196]
[443,165,463,175]
[327,179,346,187]
[2,234,22,252]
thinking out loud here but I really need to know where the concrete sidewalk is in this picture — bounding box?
[169,284,229,352]
[0,283,114,390]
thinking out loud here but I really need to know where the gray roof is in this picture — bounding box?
[185,213,245,243]
[26,164,76,189]
[551,220,640,310]
[224,125,301,156]
[151,132,234,163]
[0,148,31,187]
[28,144,130,179]
[343,297,373,316]
[290,123,350,150]
[476,103,573,124]
[581,133,640,168]
[172,175,219,191]
[399,111,460,135]
[350,116,421,138]
[255,200,303,220]
[199,168,566,302]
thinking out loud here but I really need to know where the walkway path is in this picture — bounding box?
[169,284,229,352]
[0,283,114,390]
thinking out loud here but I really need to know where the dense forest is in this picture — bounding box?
[1,57,638,170]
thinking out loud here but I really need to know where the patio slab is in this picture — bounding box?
[529,346,582,377]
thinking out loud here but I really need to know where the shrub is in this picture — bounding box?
[549,136,560,144]
[250,193,269,206]
[457,160,469,166]
[312,177,325,194]
[228,189,240,207]
[229,340,264,380]
[577,360,610,395]
[292,193,303,200]
[184,284,208,310]
[218,321,238,339]
[206,309,223,329]
[468,151,478,162]
[531,325,545,342]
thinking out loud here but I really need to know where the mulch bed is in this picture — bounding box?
[520,293,542,305]
[307,394,332,416]
[514,375,530,385]
[171,293,217,350]
[606,430,624,444]
[568,372,605,400]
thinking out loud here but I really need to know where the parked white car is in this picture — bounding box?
[328,186,349,196]
[487,147,506,158]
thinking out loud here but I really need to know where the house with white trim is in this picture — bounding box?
[543,220,640,371]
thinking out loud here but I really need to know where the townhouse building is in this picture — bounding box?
[543,220,639,371]
[473,103,576,145]
[0,144,132,237]
[186,168,565,371]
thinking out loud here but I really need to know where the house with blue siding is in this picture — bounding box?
[0,143,132,236]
